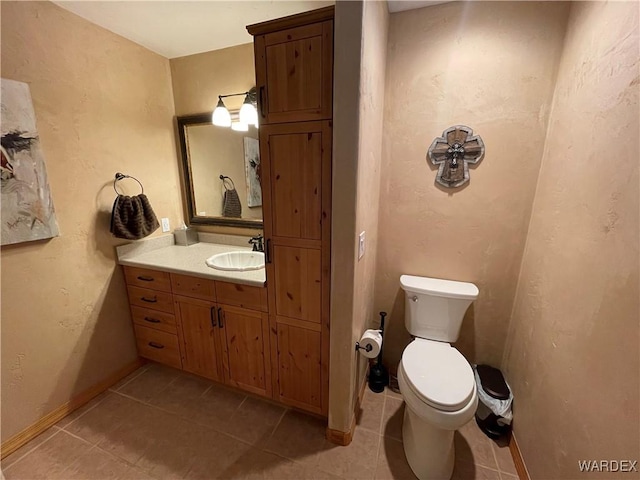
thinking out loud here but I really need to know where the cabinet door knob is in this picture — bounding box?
[148,342,164,349]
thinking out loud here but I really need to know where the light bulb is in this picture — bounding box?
[239,96,258,126]
[212,98,231,127]
[231,121,249,132]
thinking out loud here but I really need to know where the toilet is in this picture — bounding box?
[398,274,479,480]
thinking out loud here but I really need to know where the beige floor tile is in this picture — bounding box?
[63,393,137,446]
[491,440,517,475]
[147,372,213,412]
[263,410,327,465]
[499,473,518,480]
[381,397,404,441]
[1,427,61,470]
[158,381,247,431]
[220,448,302,480]
[356,389,386,434]
[385,387,403,400]
[314,428,380,479]
[452,462,501,480]
[116,363,180,402]
[375,436,417,480]
[179,427,253,479]
[4,430,93,480]
[109,365,149,392]
[221,396,286,445]
[56,391,109,428]
[98,400,177,466]
[63,446,154,480]
[455,421,498,470]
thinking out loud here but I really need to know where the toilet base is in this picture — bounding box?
[403,405,455,480]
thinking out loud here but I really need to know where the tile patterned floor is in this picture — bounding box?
[2,363,518,480]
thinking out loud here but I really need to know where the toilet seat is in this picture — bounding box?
[401,338,475,412]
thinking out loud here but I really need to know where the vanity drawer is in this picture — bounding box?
[127,285,174,314]
[170,273,215,301]
[215,281,268,312]
[134,325,182,369]
[131,305,177,334]
[124,266,172,292]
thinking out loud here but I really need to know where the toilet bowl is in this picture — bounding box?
[398,275,479,480]
[398,339,478,480]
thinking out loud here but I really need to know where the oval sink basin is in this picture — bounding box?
[206,251,265,271]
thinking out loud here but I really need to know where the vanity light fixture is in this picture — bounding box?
[212,87,258,129]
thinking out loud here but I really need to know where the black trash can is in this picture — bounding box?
[474,364,513,439]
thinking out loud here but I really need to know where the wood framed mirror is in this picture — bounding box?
[176,113,262,229]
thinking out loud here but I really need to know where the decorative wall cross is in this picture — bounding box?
[427,125,485,188]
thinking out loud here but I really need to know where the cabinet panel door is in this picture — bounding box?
[175,296,222,382]
[273,245,321,323]
[256,20,333,124]
[276,322,322,413]
[218,305,271,397]
[268,130,323,240]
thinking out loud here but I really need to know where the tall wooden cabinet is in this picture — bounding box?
[248,6,334,416]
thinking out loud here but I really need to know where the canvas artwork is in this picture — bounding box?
[244,136,262,207]
[1,78,59,245]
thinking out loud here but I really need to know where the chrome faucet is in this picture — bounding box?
[249,234,264,252]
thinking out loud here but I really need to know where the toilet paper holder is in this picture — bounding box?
[355,340,376,352]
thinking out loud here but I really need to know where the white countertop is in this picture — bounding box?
[118,241,266,287]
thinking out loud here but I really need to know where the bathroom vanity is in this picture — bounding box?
[119,240,273,398]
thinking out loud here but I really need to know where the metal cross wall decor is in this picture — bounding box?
[428,125,485,188]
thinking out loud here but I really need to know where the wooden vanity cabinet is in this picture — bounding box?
[123,266,271,399]
[248,7,334,416]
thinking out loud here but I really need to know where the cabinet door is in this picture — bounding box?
[218,305,271,398]
[260,121,331,415]
[254,20,333,124]
[174,295,222,382]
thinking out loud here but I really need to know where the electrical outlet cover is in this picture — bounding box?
[161,218,170,232]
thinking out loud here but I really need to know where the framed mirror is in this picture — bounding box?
[176,113,262,228]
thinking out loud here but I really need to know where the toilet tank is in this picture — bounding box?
[400,275,479,343]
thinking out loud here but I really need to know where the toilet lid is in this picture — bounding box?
[402,339,475,412]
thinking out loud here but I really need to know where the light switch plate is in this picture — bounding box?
[358,231,365,259]
[161,218,170,232]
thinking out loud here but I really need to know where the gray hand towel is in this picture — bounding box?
[222,188,242,218]
[110,194,160,240]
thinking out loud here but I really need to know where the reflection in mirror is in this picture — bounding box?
[177,114,262,228]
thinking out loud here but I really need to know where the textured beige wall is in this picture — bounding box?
[0,1,182,441]
[170,43,255,117]
[376,1,570,370]
[352,0,389,416]
[503,2,640,478]
[329,0,363,433]
[329,0,388,433]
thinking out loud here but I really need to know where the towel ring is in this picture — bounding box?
[219,175,236,191]
[114,172,144,195]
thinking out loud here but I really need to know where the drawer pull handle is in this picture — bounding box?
[210,306,217,328]
[217,307,224,328]
[137,276,154,282]
[148,342,165,349]
[144,317,161,323]
[141,296,157,303]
